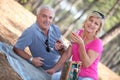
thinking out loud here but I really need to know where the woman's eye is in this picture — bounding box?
[89,19,93,22]
[95,22,98,25]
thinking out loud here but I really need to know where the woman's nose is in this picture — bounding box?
[90,22,95,26]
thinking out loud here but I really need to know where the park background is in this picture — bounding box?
[0,0,120,80]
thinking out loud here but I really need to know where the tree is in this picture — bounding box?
[105,0,120,19]
[100,23,120,74]
[100,22,120,45]
[0,0,120,80]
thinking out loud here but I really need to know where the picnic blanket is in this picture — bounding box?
[0,41,51,80]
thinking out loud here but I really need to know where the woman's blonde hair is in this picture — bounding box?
[83,11,105,35]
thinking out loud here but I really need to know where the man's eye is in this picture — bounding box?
[42,15,46,18]
[49,17,53,19]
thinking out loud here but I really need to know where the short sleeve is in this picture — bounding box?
[15,29,33,50]
[88,39,103,54]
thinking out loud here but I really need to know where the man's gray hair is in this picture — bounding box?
[37,5,55,16]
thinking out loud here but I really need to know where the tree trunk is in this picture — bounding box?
[0,52,22,80]
[0,0,36,45]
[55,0,76,24]
[105,0,120,19]
[0,0,120,80]
[100,22,120,46]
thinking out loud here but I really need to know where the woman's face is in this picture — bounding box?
[84,16,101,34]
[37,9,54,30]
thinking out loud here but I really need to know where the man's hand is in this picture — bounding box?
[46,68,56,75]
[32,57,44,67]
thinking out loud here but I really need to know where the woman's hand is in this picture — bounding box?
[70,32,84,45]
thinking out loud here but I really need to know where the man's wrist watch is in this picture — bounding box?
[28,57,33,64]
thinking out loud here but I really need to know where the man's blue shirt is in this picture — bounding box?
[15,23,61,70]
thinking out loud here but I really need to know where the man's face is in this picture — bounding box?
[37,9,54,30]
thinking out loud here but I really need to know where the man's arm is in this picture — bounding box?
[13,47,44,67]
[46,46,72,75]
[13,46,31,60]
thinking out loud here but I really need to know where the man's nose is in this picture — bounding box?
[46,17,50,22]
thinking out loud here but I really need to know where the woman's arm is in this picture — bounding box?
[71,32,98,68]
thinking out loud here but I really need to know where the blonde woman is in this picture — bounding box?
[69,11,105,80]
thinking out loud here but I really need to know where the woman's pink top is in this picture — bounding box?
[72,30,103,80]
